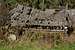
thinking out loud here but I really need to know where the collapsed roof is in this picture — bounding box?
[9,4,72,27]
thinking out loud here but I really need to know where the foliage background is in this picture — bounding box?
[1,0,75,10]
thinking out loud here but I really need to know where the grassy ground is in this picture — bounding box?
[0,28,75,50]
[0,41,75,50]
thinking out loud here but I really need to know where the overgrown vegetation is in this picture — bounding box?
[15,0,75,10]
[0,0,75,50]
[1,0,75,10]
[0,39,75,50]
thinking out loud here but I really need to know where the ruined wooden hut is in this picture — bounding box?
[9,4,73,33]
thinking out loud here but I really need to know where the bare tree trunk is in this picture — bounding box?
[66,3,68,10]
[42,0,45,11]
[0,0,8,16]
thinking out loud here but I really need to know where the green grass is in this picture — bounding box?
[0,32,75,50]
[0,41,75,50]
[51,43,75,50]
[0,31,74,50]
